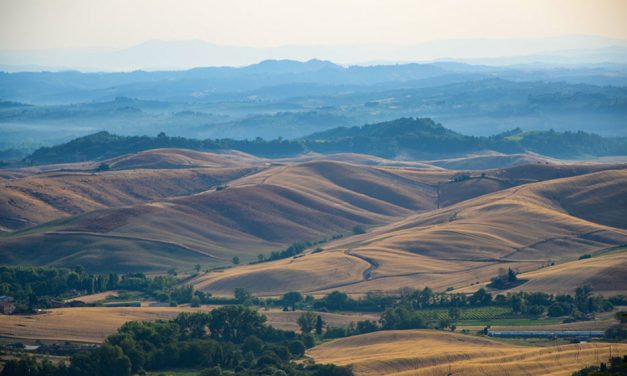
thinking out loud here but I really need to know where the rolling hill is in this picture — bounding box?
[3,145,626,283]
[0,149,263,232]
[0,160,449,272]
[307,329,627,376]
[191,168,627,296]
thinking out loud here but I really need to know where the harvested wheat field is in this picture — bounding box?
[0,306,374,343]
[194,169,627,296]
[507,251,627,296]
[308,330,627,376]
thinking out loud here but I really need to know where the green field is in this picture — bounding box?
[458,317,564,326]
[413,306,513,321]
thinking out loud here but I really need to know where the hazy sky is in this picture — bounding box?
[1,0,626,50]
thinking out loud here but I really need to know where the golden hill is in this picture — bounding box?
[2,147,625,279]
[0,306,376,344]
[307,329,627,376]
[0,160,451,272]
[0,165,259,232]
[428,152,556,170]
[506,250,627,296]
[105,148,263,170]
[193,169,627,296]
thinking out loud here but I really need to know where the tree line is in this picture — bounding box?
[0,266,217,312]
[26,118,627,165]
[0,306,352,376]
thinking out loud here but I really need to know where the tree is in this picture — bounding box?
[190,296,201,307]
[107,273,119,290]
[469,288,492,306]
[234,288,252,304]
[257,254,265,262]
[575,285,593,313]
[448,307,460,322]
[194,264,201,272]
[242,335,264,355]
[97,343,132,376]
[323,291,349,310]
[352,225,366,234]
[507,268,518,283]
[282,291,303,311]
[96,163,110,172]
[287,340,306,357]
[208,305,266,343]
[232,256,240,265]
[315,315,324,335]
[297,311,318,333]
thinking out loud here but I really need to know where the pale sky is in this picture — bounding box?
[1,0,626,51]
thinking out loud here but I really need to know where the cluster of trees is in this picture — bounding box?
[572,355,627,376]
[281,286,622,339]
[26,118,627,166]
[487,268,523,290]
[305,285,618,319]
[0,266,96,311]
[257,242,309,264]
[0,306,352,376]
[0,266,215,311]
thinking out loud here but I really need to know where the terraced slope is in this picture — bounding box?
[308,330,627,376]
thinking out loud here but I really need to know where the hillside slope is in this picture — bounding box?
[0,161,445,272]
[308,330,627,376]
[192,169,627,295]
[0,149,262,232]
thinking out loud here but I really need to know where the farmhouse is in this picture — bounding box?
[0,296,16,314]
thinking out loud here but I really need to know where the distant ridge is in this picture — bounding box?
[26,118,627,165]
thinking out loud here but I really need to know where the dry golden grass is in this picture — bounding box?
[193,250,369,296]
[106,148,262,170]
[0,306,375,344]
[308,329,627,376]
[428,152,557,170]
[1,160,452,271]
[194,169,627,296]
[0,164,258,231]
[0,307,208,343]
[507,251,627,295]
[63,291,121,303]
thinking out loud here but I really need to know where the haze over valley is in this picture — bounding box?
[1,1,627,376]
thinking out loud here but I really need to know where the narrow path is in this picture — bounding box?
[345,249,379,280]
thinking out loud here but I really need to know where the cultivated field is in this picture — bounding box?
[308,329,627,376]
[0,306,377,344]
[193,169,627,296]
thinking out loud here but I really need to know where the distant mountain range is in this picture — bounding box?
[1,57,626,153]
[25,118,627,165]
[1,35,627,71]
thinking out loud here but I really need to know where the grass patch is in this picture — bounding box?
[458,317,564,326]
[413,306,513,321]
[489,337,574,347]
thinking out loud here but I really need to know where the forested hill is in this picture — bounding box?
[26,118,627,165]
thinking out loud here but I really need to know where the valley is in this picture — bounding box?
[1,120,626,376]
